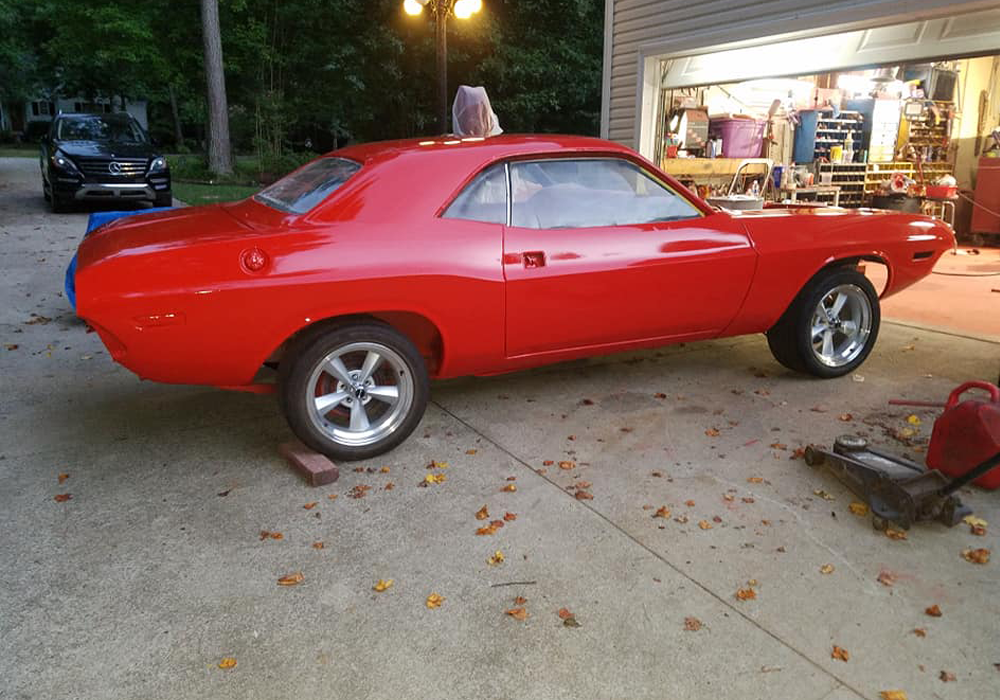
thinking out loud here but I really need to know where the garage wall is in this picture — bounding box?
[601,0,998,149]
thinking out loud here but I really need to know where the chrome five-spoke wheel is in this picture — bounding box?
[281,323,429,461]
[766,266,880,378]
[810,284,873,368]
[306,343,414,447]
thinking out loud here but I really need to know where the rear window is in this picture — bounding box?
[254,157,360,214]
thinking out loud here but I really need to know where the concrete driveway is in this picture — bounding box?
[1,156,997,700]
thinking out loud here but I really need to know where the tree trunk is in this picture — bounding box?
[168,84,184,146]
[200,0,233,175]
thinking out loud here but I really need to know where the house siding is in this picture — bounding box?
[602,0,996,147]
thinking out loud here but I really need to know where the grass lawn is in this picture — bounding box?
[172,182,260,206]
[0,145,37,158]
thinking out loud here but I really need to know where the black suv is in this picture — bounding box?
[40,112,172,212]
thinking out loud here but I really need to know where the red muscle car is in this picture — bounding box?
[75,135,954,460]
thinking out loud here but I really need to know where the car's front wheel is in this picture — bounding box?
[279,323,429,461]
[766,266,880,378]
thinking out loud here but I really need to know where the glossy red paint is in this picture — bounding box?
[74,135,954,390]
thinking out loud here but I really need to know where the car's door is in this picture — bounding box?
[503,157,757,357]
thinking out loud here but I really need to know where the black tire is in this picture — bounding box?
[279,322,429,461]
[766,266,880,378]
[50,192,71,213]
[154,191,173,208]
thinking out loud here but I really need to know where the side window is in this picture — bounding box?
[509,158,701,230]
[442,163,507,224]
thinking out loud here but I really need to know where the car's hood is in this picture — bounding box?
[77,205,255,268]
[56,140,155,159]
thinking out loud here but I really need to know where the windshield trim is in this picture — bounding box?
[252,156,362,215]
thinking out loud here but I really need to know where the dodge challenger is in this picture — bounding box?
[74,135,954,460]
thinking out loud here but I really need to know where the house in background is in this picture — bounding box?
[2,95,148,139]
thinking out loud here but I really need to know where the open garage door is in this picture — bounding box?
[659,8,1000,90]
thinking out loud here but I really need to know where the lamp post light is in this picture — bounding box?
[403,0,483,134]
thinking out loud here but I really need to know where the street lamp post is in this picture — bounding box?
[404,0,483,134]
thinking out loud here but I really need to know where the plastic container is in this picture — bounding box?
[925,184,958,199]
[927,382,1000,490]
[708,118,765,158]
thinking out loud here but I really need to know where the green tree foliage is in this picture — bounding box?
[9,0,604,149]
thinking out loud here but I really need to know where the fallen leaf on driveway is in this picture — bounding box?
[813,489,835,501]
[838,413,853,422]
[506,607,528,620]
[427,461,449,469]
[735,588,756,601]
[513,596,527,606]
[820,564,834,574]
[57,473,70,484]
[349,485,370,498]
[939,670,955,682]
[558,461,575,470]
[685,499,696,507]
[503,512,517,522]
[653,506,671,519]
[53,494,72,503]
[328,494,338,500]
[278,572,304,586]
[303,502,318,510]
[3,343,18,350]
[962,548,990,564]
[487,550,504,565]
[925,604,942,617]
[380,466,391,473]
[563,616,581,628]
[879,691,907,700]
[885,528,907,540]
[698,520,713,530]
[913,628,926,638]
[849,502,869,516]
[770,443,787,450]
[747,477,763,484]
[218,657,237,669]
[475,505,489,521]
[831,646,849,662]
[426,593,445,609]
[424,473,446,485]
[906,415,921,426]
[25,314,51,325]
[259,530,283,540]
[964,515,987,536]
[684,617,702,631]
[476,523,499,536]
[373,579,393,592]
[654,392,667,399]
[705,428,720,437]
[876,570,897,587]
[501,483,517,493]
[574,490,593,501]
[542,460,554,466]
[466,449,477,455]
[724,494,735,502]
[557,608,574,620]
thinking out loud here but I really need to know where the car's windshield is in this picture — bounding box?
[57,115,146,144]
[254,157,361,214]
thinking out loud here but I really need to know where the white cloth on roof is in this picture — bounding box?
[452,85,502,138]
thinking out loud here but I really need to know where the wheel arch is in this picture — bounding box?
[265,310,446,378]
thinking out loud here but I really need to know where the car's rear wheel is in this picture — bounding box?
[766,267,880,378]
[279,323,429,461]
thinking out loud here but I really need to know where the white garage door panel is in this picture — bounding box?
[661,8,1000,89]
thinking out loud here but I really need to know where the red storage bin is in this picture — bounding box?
[709,118,765,158]
[927,382,1000,490]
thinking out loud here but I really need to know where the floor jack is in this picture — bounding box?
[804,438,998,530]
[804,381,1000,531]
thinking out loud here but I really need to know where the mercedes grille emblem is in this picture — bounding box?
[108,161,123,175]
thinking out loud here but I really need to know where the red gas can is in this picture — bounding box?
[927,382,1000,490]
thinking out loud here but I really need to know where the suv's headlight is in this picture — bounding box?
[148,156,167,173]
[52,149,80,174]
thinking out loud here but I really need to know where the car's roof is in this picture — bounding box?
[333,134,636,164]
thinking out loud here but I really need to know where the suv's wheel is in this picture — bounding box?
[279,323,429,461]
[154,191,173,208]
[50,192,70,213]
[766,267,880,378]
